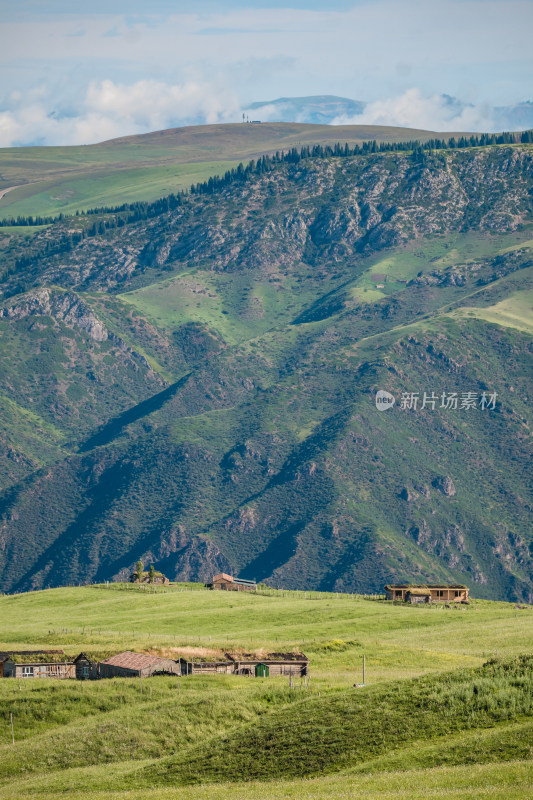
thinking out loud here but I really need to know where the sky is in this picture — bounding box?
[1,0,532,146]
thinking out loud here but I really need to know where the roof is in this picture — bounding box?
[406,588,432,596]
[74,652,94,663]
[0,649,65,658]
[130,571,167,578]
[0,649,69,664]
[226,652,308,663]
[99,651,170,670]
[213,573,234,582]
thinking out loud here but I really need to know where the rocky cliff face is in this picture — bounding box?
[1,288,109,341]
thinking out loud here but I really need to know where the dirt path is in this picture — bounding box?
[0,185,22,201]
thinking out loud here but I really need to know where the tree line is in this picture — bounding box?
[3,129,532,231]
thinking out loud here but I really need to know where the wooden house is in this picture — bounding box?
[178,652,309,677]
[98,651,180,678]
[74,652,98,680]
[0,650,75,679]
[0,656,15,678]
[384,584,469,603]
[178,658,234,676]
[206,573,257,592]
[226,652,309,677]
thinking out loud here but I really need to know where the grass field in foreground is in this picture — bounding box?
[0,584,532,798]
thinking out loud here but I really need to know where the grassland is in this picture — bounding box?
[0,585,532,798]
[0,121,462,223]
[450,288,533,335]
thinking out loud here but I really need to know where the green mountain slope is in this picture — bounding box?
[0,143,532,598]
[0,121,472,221]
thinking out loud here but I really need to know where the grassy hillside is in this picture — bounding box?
[0,144,531,599]
[0,585,532,798]
[0,144,531,597]
[0,121,469,221]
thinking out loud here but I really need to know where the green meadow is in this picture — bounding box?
[0,585,532,798]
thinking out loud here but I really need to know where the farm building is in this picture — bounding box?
[74,652,98,680]
[179,652,309,677]
[178,659,234,676]
[384,584,469,603]
[129,571,169,585]
[225,652,309,676]
[0,655,14,678]
[98,651,180,678]
[206,573,257,592]
[0,650,76,679]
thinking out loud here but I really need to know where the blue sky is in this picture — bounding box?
[1,0,532,145]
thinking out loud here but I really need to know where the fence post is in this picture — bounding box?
[10,713,14,745]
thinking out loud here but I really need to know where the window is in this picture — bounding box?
[455,591,461,597]
[21,666,34,677]
[82,665,90,677]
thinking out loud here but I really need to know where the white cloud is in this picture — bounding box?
[331,89,496,133]
[0,78,241,147]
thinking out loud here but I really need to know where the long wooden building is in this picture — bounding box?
[0,650,76,679]
[179,652,309,677]
[384,584,469,603]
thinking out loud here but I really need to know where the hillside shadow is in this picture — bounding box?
[240,521,305,583]
[78,372,191,452]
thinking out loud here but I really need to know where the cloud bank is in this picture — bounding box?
[0,83,531,148]
[331,89,496,132]
[0,79,241,147]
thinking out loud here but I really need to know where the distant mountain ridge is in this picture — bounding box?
[245,94,533,131]
[245,95,366,124]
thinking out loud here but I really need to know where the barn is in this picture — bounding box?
[98,651,180,678]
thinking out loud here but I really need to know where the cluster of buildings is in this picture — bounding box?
[206,575,470,604]
[0,579,469,682]
[0,649,309,681]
